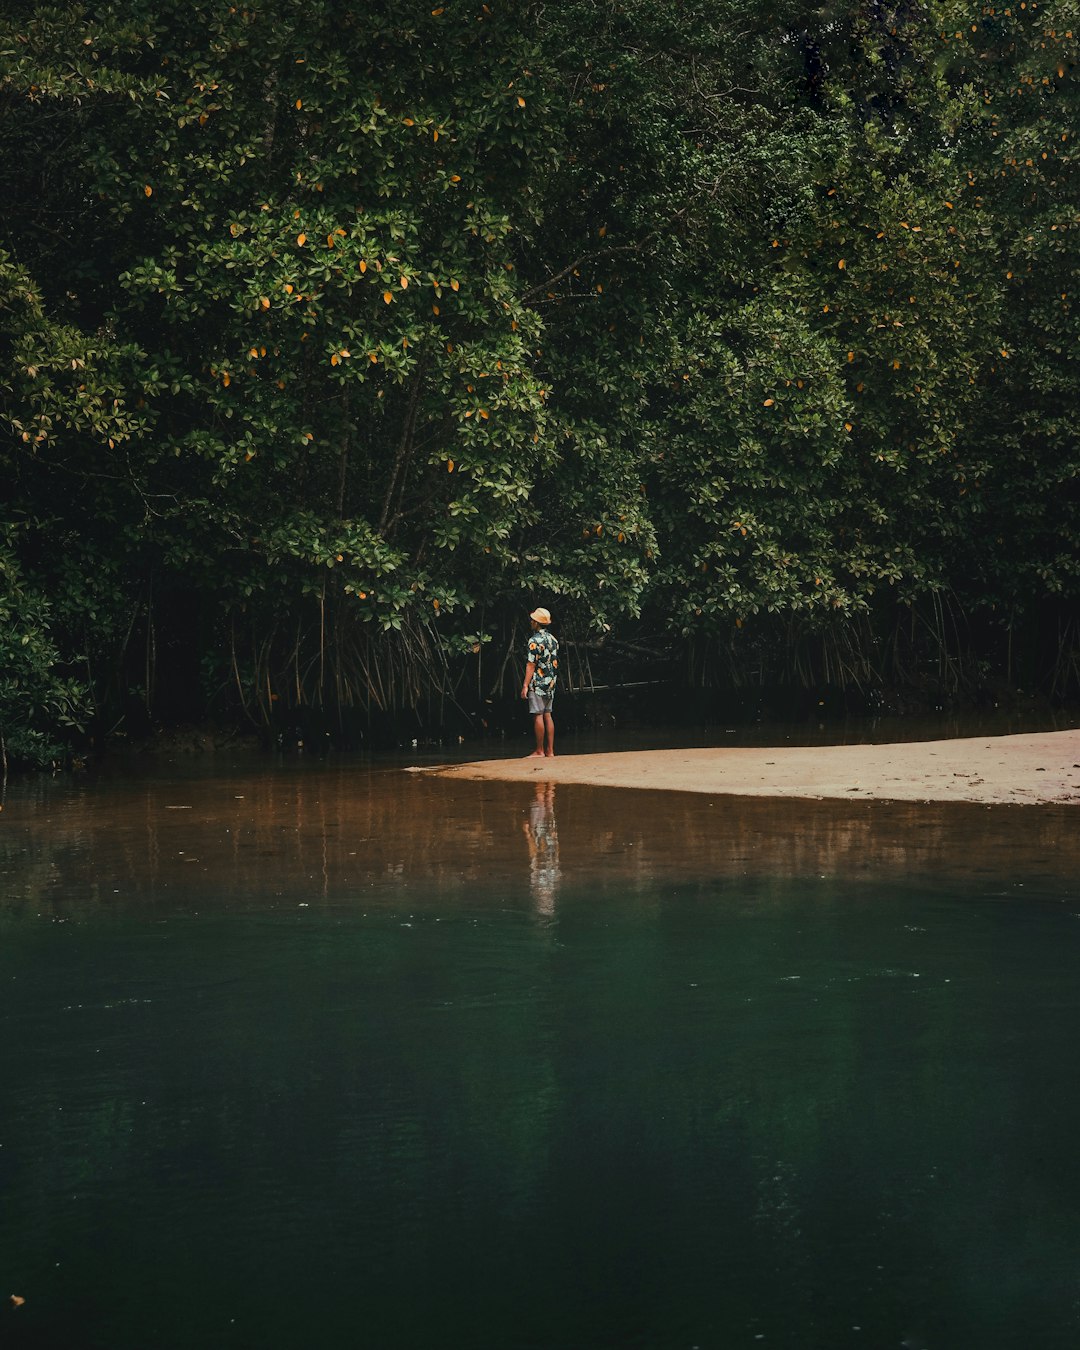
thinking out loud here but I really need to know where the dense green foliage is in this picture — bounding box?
[1,0,1077,761]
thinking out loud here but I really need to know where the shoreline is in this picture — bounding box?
[429,729,1080,806]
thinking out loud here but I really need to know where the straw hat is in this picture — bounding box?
[529,607,552,625]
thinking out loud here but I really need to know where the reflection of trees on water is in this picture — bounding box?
[5,769,1080,1345]
[523,782,560,915]
[4,769,1080,917]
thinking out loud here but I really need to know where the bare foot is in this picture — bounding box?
[525,750,546,758]
[545,751,556,757]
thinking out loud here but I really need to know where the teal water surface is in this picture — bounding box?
[2,765,1079,1349]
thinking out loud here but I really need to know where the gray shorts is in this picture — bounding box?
[527,690,555,715]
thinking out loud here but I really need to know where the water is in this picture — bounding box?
[2,762,1080,1349]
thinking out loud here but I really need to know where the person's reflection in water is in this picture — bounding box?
[523,781,560,915]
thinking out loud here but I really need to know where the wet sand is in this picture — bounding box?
[433,729,1080,806]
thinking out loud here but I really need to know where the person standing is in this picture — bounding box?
[521,607,558,757]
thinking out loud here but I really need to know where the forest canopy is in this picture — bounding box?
[1,0,1077,763]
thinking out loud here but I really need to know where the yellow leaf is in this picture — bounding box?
[847,350,854,361]
[297,233,307,246]
[844,421,853,432]
[259,296,270,309]
[144,184,153,197]
[331,354,340,366]
[447,459,454,472]
[284,282,294,293]
[432,304,440,315]
[517,96,526,107]
[763,398,774,407]
[295,98,302,110]
[479,408,489,419]
[838,258,846,269]
[359,259,367,273]
[433,129,439,141]
[431,5,444,12]
[368,352,378,363]
[383,290,393,304]
[450,174,461,182]
[598,225,607,237]
[403,117,415,126]
[229,223,240,237]
[450,279,460,291]
[944,200,954,209]
[222,372,231,387]
[327,234,335,247]
[400,275,409,288]
[617,531,625,542]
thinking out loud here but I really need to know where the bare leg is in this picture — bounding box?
[526,713,546,756]
[543,711,555,757]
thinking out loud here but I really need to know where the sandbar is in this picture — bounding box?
[432,729,1080,806]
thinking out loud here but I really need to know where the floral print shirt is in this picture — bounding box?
[525,629,559,697]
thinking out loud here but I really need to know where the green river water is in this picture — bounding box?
[1,757,1079,1349]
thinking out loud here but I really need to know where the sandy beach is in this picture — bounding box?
[432,729,1080,806]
